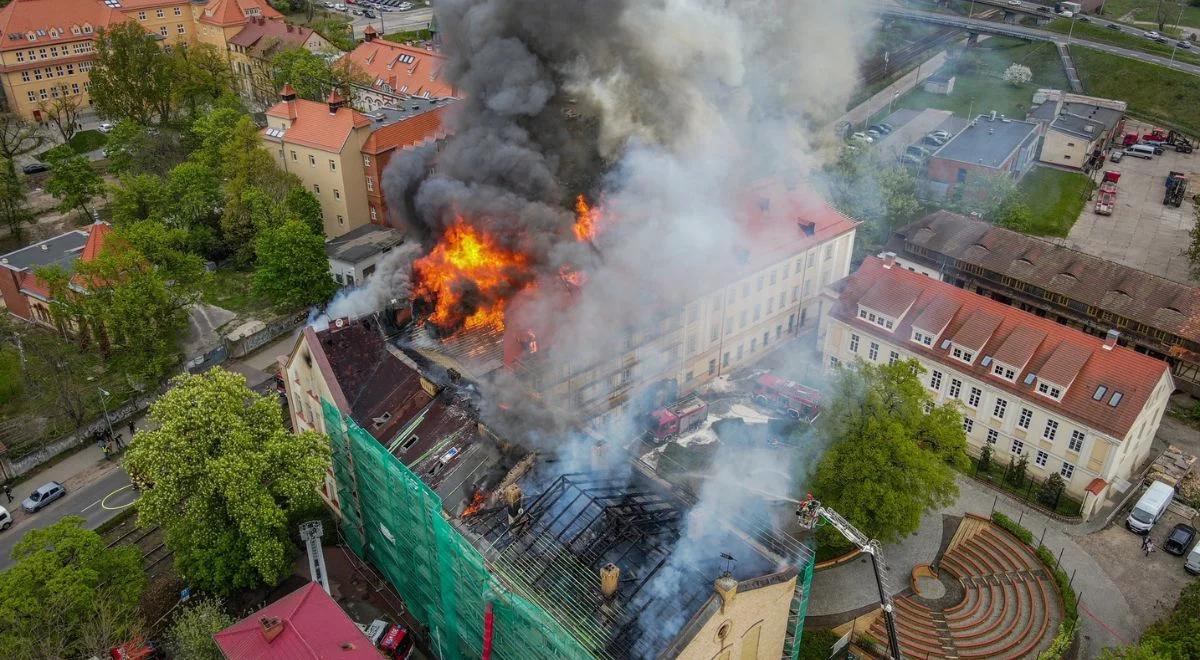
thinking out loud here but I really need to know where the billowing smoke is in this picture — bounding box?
[311,242,424,331]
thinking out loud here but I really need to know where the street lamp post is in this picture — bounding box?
[1170,1,1186,62]
[889,90,900,116]
[1067,12,1078,45]
[98,387,114,442]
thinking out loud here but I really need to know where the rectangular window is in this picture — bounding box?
[963,418,974,434]
[177,24,185,34]
[986,429,998,444]
[370,207,377,221]
[753,304,761,321]
[868,342,879,361]
[993,398,1007,420]
[290,150,298,161]
[156,8,165,17]
[334,189,340,200]
[992,363,1016,380]
[849,334,859,353]
[174,6,182,15]
[756,276,763,291]
[1037,381,1062,399]
[138,10,146,19]
[363,155,371,167]
[1035,450,1048,468]
[313,184,320,194]
[889,351,899,365]
[769,271,777,286]
[967,387,981,408]
[948,378,962,399]
[329,159,337,171]
[1060,462,1075,479]
[1043,419,1059,441]
[337,215,344,225]
[1068,430,1084,453]
[930,370,943,391]
[1011,439,1024,455]
[751,338,757,353]
[829,355,840,368]
[366,177,374,192]
[739,311,747,328]
[159,26,168,37]
[1018,408,1033,430]
[308,154,316,166]
[951,346,975,364]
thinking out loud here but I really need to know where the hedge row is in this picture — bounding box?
[990,512,1078,659]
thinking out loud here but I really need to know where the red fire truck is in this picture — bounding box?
[646,394,709,442]
[752,374,821,422]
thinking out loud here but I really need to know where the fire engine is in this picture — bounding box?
[646,394,709,442]
[751,374,821,422]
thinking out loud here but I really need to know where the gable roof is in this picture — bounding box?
[228,17,319,58]
[341,39,455,99]
[0,0,129,53]
[213,583,377,660]
[262,97,371,152]
[890,212,1200,346]
[361,104,451,154]
[830,257,1171,439]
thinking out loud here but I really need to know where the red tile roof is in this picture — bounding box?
[262,97,371,152]
[79,221,111,263]
[341,39,455,99]
[228,17,317,58]
[911,296,960,335]
[213,583,377,660]
[830,257,1171,439]
[361,104,451,155]
[198,0,281,27]
[991,325,1046,372]
[948,309,1003,352]
[859,278,923,320]
[0,0,129,53]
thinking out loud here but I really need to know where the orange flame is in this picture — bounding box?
[558,264,586,288]
[573,194,602,242]
[461,490,488,518]
[412,219,530,333]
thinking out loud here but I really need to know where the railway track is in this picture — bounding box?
[107,524,174,577]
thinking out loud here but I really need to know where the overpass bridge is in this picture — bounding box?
[880,6,1200,78]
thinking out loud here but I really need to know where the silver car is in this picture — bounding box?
[22,481,66,513]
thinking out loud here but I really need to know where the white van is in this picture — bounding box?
[1125,144,1156,159]
[1127,480,1174,534]
[0,505,10,531]
[1186,544,1200,575]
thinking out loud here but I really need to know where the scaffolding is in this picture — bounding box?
[323,399,816,659]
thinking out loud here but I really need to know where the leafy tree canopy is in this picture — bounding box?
[166,599,234,660]
[0,516,145,659]
[124,369,331,594]
[43,151,103,220]
[253,219,338,309]
[812,359,967,545]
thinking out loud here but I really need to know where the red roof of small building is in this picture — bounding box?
[341,39,455,99]
[213,583,377,660]
[830,256,1172,439]
[0,0,129,53]
[228,17,319,58]
[262,97,371,152]
[199,0,281,27]
[361,104,451,155]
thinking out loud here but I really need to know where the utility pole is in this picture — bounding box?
[1067,12,1078,45]
[1170,1,1186,62]
[98,387,114,441]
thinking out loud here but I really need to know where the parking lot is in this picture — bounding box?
[1049,120,1199,285]
[1076,507,1198,637]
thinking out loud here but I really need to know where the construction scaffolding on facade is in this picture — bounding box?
[323,399,816,659]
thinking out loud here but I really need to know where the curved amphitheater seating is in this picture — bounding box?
[867,517,1061,659]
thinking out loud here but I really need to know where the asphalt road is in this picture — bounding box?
[0,467,136,570]
[343,7,435,39]
[882,6,1200,77]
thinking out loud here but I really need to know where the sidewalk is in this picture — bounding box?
[828,47,952,131]
[2,428,131,526]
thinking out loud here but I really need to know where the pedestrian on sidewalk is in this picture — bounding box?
[1141,535,1151,552]
[3,484,11,503]
[1145,538,1156,557]
[102,443,111,461]
[127,420,135,440]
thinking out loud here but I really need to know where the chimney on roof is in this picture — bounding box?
[504,484,523,526]
[599,563,620,600]
[286,23,293,33]
[363,24,377,41]
[1103,329,1120,351]
[714,572,738,614]
[280,82,297,102]
[882,251,896,269]
[259,616,283,644]
[330,317,350,332]
[327,89,345,114]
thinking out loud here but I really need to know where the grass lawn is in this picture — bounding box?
[36,129,108,161]
[1073,46,1200,136]
[383,28,433,43]
[1017,166,1094,238]
[1045,19,1200,64]
[200,269,275,317]
[1098,0,1200,30]
[877,37,1068,123]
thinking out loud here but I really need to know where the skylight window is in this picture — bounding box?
[1023,373,1037,385]
[1092,385,1107,401]
[1109,391,1123,407]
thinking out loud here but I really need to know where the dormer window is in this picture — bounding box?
[991,361,1017,381]
[911,329,934,347]
[1037,380,1064,401]
[857,306,895,331]
[950,344,975,365]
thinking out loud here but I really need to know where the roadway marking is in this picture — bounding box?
[100,484,139,510]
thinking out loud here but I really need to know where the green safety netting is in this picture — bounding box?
[322,398,814,660]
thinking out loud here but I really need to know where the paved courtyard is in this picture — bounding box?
[1048,122,1199,285]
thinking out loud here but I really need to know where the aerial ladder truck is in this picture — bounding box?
[795,495,903,660]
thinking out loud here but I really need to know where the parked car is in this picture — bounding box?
[1037,5,1050,11]
[849,131,873,144]
[1007,0,1021,5]
[1107,23,1121,31]
[1077,16,1090,23]
[1186,543,1200,574]
[906,144,933,158]
[868,123,892,136]
[1180,41,1193,49]
[21,162,49,175]
[921,135,947,147]
[0,505,11,531]
[1145,31,1161,40]
[899,153,923,166]
[1108,149,1124,163]
[363,8,375,17]
[929,129,950,140]
[97,121,115,133]
[1164,523,1197,555]
[866,129,883,140]
[21,481,66,513]
[1155,36,1169,44]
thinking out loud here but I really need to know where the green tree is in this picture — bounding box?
[44,152,103,220]
[37,87,83,142]
[0,113,44,167]
[90,22,173,124]
[124,369,331,594]
[109,173,165,225]
[270,47,367,102]
[1006,453,1029,487]
[1104,580,1200,658]
[253,219,338,309]
[0,346,21,406]
[281,185,325,236]
[166,599,234,660]
[0,157,33,240]
[117,220,207,286]
[0,516,145,659]
[827,150,924,258]
[1037,472,1066,508]
[105,120,188,175]
[170,43,236,119]
[221,185,278,267]
[189,106,247,171]
[812,359,967,544]
[162,161,223,233]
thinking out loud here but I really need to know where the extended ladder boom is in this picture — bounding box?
[796,496,903,660]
